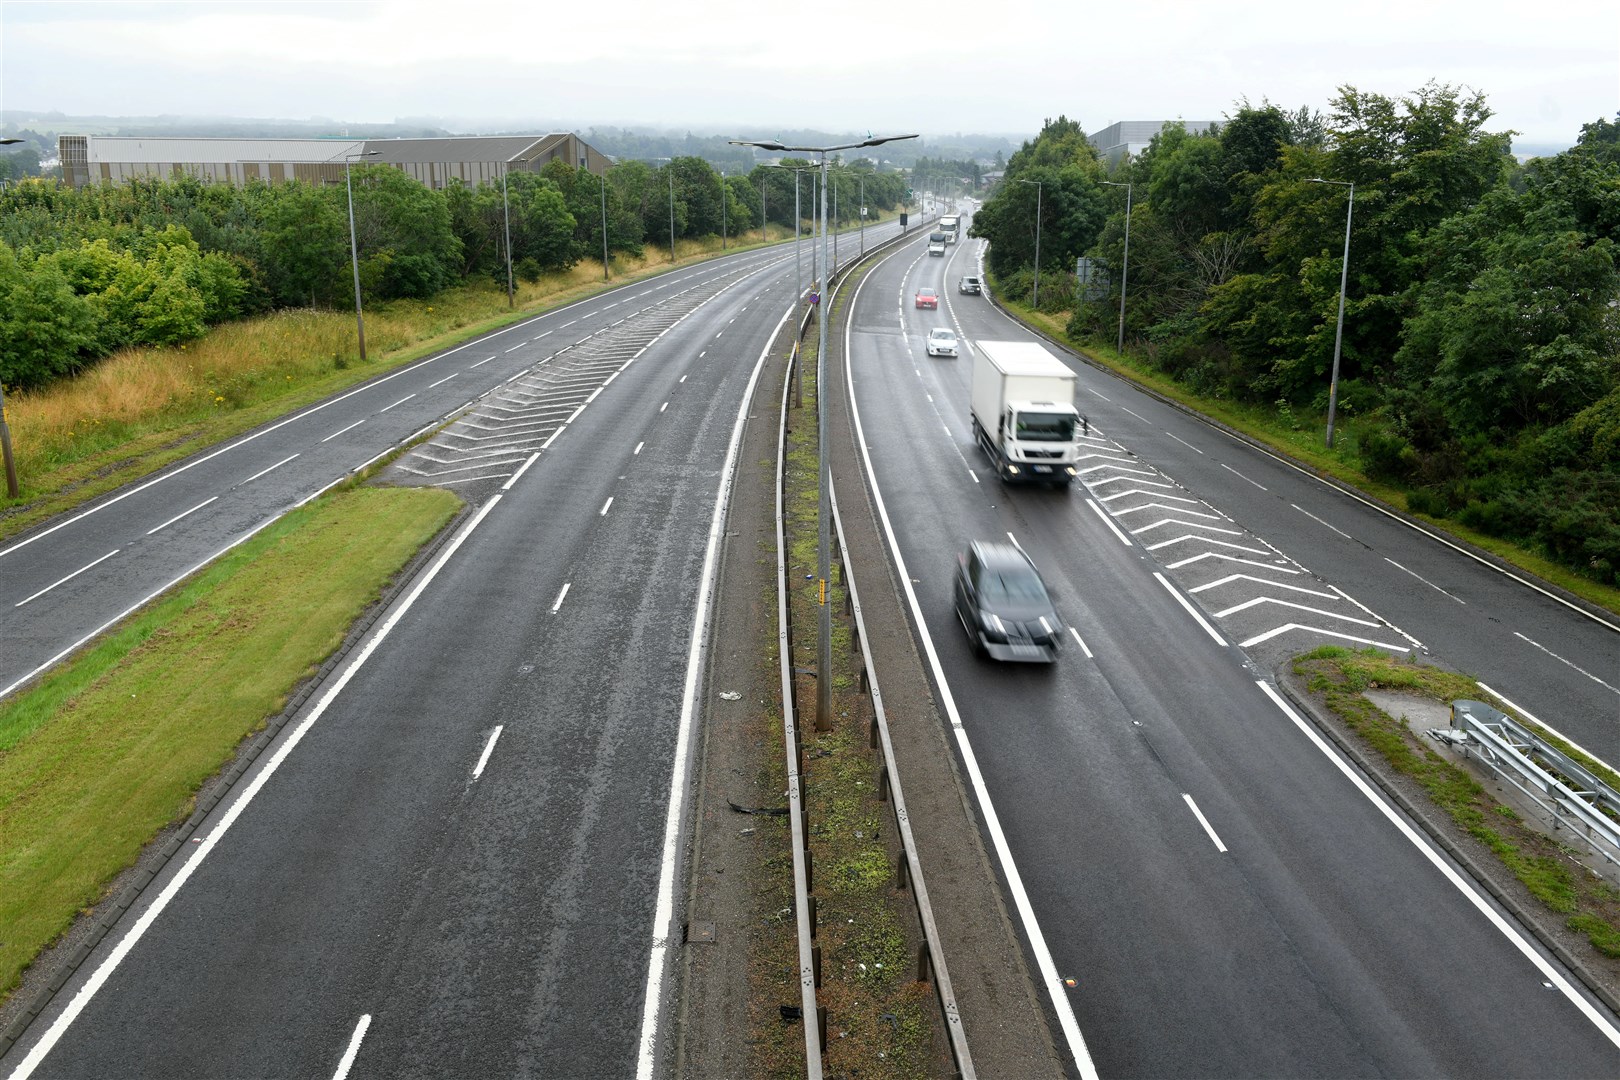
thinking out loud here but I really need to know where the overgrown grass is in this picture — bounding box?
[0,484,460,1003]
[1294,646,1620,958]
[992,292,1620,617]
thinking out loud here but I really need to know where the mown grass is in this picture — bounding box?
[0,484,460,1004]
[1294,646,1620,958]
[992,293,1620,617]
[0,230,792,545]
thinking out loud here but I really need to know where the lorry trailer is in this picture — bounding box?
[969,340,1083,486]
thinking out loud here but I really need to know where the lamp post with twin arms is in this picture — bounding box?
[730,134,917,731]
[343,149,381,362]
[1307,177,1355,448]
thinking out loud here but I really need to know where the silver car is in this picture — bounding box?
[926,328,958,357]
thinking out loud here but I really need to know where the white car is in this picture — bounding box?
[926,328,959,357]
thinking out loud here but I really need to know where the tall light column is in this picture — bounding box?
[1016,177,1042,308]
[343,149,381,362]
[858,174,865,258]
[599,172,610,281]
[731,133,918,732]
[1308,177,1355,448]
[668,167,676,263]
[500,162,514,308]
[720,169,726,250]
[0,137,21,496]
[1101,180,1133,353]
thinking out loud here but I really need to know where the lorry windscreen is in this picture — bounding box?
[1014,412,1075,442]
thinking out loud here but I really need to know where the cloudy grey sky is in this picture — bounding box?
[3,0,1616,149]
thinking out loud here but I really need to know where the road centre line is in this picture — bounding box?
[1384,558,1466,603]
[660,402,669,413]
[380,394,416,413]
[601,497,614,516]
[471,726,504,780]
[14,549,121,608]
[1292,503,1354,539]
[1182,794,1228,852]
[1154,572,1228,646]
[1121,407,1149,422]
[1258,680,1620,1049]
[1220,462,1267,490]
[550,583,571,613]
[1513,632,1620,695]
[428,373,458,388]
[1166,431,1205,454]
[331,1014,371,1080]
[5,497,505,1079]
[321,419,367,443]
[634,442,645,455]
[1068,626,1094,658]
[1085,387,1110,400]
[240,454,299,485]
[146,496,219,536]
[1086,500,1133,547]
[470,356,495,368]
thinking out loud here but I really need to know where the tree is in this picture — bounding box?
[0,246,99,389]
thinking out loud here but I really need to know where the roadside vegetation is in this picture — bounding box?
[1294,646,1620,961]
[972,93,1620,605]
[0,483,459,1005]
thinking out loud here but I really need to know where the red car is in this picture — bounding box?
[915,287,939,309]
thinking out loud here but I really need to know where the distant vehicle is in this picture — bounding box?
[939,215,960,243]
[927,230,947,257]
[970,340,1083,487]
[915,287,939,309]
[953,540,1063,662]
[926,328,958,357]
[959,276,982,295]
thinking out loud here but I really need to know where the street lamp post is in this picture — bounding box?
[731,133,918,733]
[668,168,677,263]
[0,137,22,495]
[858,174,865,259]
[761,175,768,245]
[1016,178,1043,308]
[720,169,726,251]
[1308,177,1355,448]
[343,149,381,362]
[599,172,610,282]
[500,163,515,308]
[1101,181,1133,354]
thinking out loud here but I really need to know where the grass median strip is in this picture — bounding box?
[0,484,460,1004]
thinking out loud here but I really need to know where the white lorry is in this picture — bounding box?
[969,341,1083,487]
[939,214,960,243]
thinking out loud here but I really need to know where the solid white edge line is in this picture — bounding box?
[1477,682,1616,770]
[6,497,505,1080]
[550,582,571,613]
[502,452,541,491]
[471,725,504,780]
[146,496,219,536]
[1153,572,1228,646]
[1182,793,1228,852]
[842,244,1100,1080]
[13,549,121,607]
[1257,681,1620,1049]
[1086,499,1133,547]
[330,1014,371,1080]
[634,299,797,1080]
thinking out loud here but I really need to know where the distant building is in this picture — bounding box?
[1089,120,1221,168]
[57,133,610,190]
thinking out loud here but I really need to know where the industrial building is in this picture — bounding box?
[57,133,610,190]
[1089,120,1221,167]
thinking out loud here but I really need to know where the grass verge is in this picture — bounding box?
[747,347,936,1077]
[0,483,461,1004]
[1294,646,1620,959]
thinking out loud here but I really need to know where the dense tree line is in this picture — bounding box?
[0,156,906,391]
[972,89,1620,587]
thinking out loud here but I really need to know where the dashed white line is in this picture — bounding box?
[1220,462,1266,490]
[1182,794,1228,852]
[1085,387,1110,400]
[550,582,571,613]
[600,497,614,516]
[1385,558,1466,604]
[321,418,367,443]
[470,356,495,368]
[660,402,669,413]
[472,726,504,780]
[1068,626,1093,658]
[241,454,299,485]
[1292,503,1353,539]
[1166,431,1205,454]
[331,1014,371,1080]
[1121,407,1149,422]
[428,373,458,389]
[505,343,526,353]
[146,496,219,536]
[14,549,121,607]
[634,442,645,455]
[380,394,416,413]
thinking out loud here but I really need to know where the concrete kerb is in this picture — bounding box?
[0,492,476,1061]
[1273,666,1620,1020]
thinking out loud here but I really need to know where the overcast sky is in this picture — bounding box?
[3,0,1616,150]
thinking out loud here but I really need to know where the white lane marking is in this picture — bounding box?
[637,300,797,1080]
[1153,572,1228,646]
[1258,680,1620,1050]
[14,549,120,607]
[380,394,416,413]
[634,442,645,455]
[561,319,578,328]
[1182,794,1228,852]
[1006,532,1026,555]
[1086,500,1133,547]
[1240,623,1410,651]
[1221,462,1267,490]
[550,583,571,613]
[1167,551,1300,573]
[5,497,504,1079]
[601,497,614,516]
[428,373,458,389]
[321,418,367,444]
[241,454,300,486]
[1214,595,1381,626]
[1121,407,1149,422]
[1085,387,1110,400]
[536,330,553,338]
[1385,558,1466,604]
[1476,683,1616,769]
[146,496,219,536]
[472,726,504,780]
[1292,503,1353,539]
[841,249,1100,1080]
[1190,573,1334,598]
[659,402,669,413]
[470,356,495,368]
[679,375,687,383]
[1513,632,1620,695]
[1068,626,1094,659]
[331,1014,371,1080]
[505,343,527,353]
[1166,431,1205,454]
[1328,583,1424,649]
[699,351,706,358]
[501,452,541,491]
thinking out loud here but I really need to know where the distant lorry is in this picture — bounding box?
[927,231,946,256]
[939,215,960,243]
[969,341,1083,486]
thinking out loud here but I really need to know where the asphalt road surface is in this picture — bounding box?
[841,215,1620,1076]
